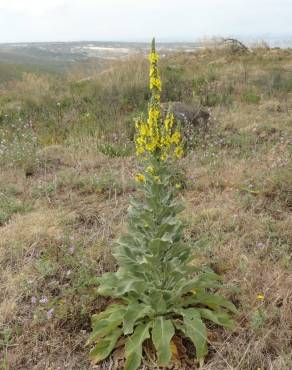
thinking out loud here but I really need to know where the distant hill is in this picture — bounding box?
[0,41,200,68]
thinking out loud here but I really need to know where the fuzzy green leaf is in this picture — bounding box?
[198,308,236,330]
[192,292,238,314]
[152,317,175,365]
[97,272,119,296]
[149,238,168,255]
[176,308,208,359]
[124,322,151,370]
[88,307,126,342]
[91,304,125,326]
[123,303,154,335]
[89,328,122,363]
[175,273,222,298]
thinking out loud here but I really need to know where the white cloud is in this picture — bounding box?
[0,0,66,16]
[0,0,291,42]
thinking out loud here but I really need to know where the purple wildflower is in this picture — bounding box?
[47,308,54,319]
[31,296,37,304]
[68,245,75,254]
[256,242,266,249]
[39,296,48,304]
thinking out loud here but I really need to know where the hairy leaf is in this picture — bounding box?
[176,308,207,359]
[124,322,151,370]
[91,304,125,327]
[123,303,154,335]
[192,292,238,314]
[198,308,236,330]
[89,307,126,342]
[89,328,122,363]
[152,317,175,365]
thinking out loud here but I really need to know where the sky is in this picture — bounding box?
[0,0,292,43]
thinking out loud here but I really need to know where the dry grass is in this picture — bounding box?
[0,47,292,369]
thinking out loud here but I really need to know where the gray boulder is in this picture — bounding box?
[161,102,212,148]
[161,101,211,129]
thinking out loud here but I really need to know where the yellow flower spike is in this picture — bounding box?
[257,294,265,301]
[135,174,146,183]
[134,38,183,161]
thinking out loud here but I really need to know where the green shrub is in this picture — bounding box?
[162,65,193,102]
[97,142,133,157]
[262,167,292,209]
[192,75,234,107]
[0,118,38,171]
[241,89,261,104]
[255,70,292,96]
[0,194,30,225]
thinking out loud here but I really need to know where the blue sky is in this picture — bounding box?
[0,0,291,43]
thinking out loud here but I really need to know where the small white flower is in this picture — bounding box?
[39,296,48,304]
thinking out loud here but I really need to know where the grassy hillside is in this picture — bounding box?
[0,46,291,369]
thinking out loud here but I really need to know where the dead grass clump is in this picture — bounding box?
[7,73,52,100]
[0,209,67,323]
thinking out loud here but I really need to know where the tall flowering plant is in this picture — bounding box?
[135,39,183,161]
[88,39,236,370]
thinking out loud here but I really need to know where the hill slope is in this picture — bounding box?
[0,46,291,369]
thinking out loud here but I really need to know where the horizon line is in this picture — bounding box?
[1,33,292,45]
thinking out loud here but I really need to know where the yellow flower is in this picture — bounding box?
[150,77,161,91]
[140,124,149,136]
[135,173,145,183]
[175,183,181,189]
[174,146,183,159]
[146,166,154,174]
[164,112,174,130]
[136,137,146,145]
[146,142,155,152]
[171,131,181,145]
[257,294,265,301]
[153,93,160,101]
[149,51,159,63]
[160,153,167,161]
[136,146,145,156]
